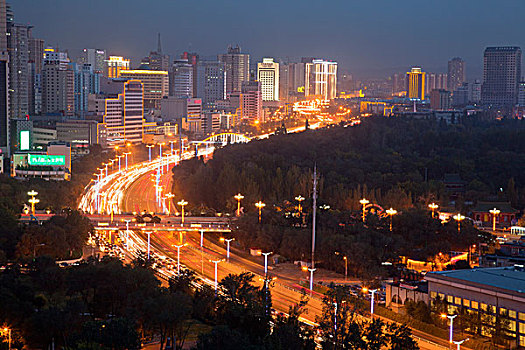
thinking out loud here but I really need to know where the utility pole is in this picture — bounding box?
[311,164,318,286]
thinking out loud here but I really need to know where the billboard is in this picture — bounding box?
[28,154,65,166]
[20,130,30,151]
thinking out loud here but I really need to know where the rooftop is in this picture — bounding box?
[426,266,525,295]
[472,201,518,214]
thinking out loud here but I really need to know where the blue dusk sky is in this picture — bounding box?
[11,0,525,79]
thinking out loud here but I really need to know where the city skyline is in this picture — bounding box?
[11,0,525,78]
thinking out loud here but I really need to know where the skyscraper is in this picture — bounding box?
[81,49,106,74]
[120,69,169,110]
[447,57,466,92]
[7,22,29,118]
[105,56,130,78]
[241,81,262,123]
[406,67,426,100]
[28,28,44,115]
[279,62,305,103]
[146,34,170,72]
[218,45,249,95]
[181,52,199,97]
[305,59,337,100]
[73,63,100,115]
[196,60,226,109]
[42,48,74,116]
[482,47,522,106]
[257,58,279,101]
[170,58,193,98]
[0,0,9,156]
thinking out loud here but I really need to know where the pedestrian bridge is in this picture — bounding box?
[191,132,251,147]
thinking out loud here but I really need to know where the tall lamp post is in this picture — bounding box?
[386,207,397,232]
[124,152,131,170]
[27,190,39,215]
[453,338,469,350]
[262,252,272,276]
[146,144,154,162]
[308,267,316,292]
[173,244,184,275]
[234,193,244,216]
[212,259,222,296]
[295,195,305,214]
[441,314,458,344]
[225,238,234,261]
[145,231,152,260]
[178,199,188,226]
[1,327,11,350]
[359,198,369,222]
[362,287,378,315]
[489,208,500,232]
[453,213,465,233]
[334,251,348,281]
[428,202,439,218]
[165,192,175,215]
[255,201,266,223]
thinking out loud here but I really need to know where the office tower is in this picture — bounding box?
[406,67,426,100]
[196,60,225,109]
[81,49,106,74]
[120,69,169,110]
[28,29,43,115]
[0,0,8,156]
[100,80,144,148]
[240,81,262,122]
[257,58,279,101]
[482,47,521,105]
[305,59,338,100]
[452,83,469,106]
[146,34,170,71]
[73,63,100,115]
[9,117,32,153]
[447,57,466,92]
[105,56,130,78]
[279,62,305,103]
[7,20,30,118]
[42,49,74,116]
[170,58,193,98]
[181,52,199,96]
[218,45,249,95]
[470,79,481,103]
[430,89,451,110]
[425,73,447,94]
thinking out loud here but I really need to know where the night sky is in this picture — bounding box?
[11,0,525,78]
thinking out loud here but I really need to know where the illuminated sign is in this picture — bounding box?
[20,130,30,151]
[28,154,65,166]
[297,86,305,93]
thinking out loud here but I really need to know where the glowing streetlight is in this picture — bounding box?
[335,251,348,281]
[262,251,272,276]
[212,259,223,296]
[308,267,316,291]
[441,314,457,343]
[145,231,152,260]
[117,155,123,172]
[255,201,266,223]
[453,213,465,233]
[169,140,176,155]
[362,287,378,315]
[27,190,39,215]
[123,152,131,170]
[359,198,369,222]
[428,202,439,218]
[453,338,469,350]
[295,195,305,213]
[234,193,244,216]
[386,207,397,232]
[1,326,11,350]
[225,238,235,261]
[165,192,175,215]
[146,144,154,162]
[489,208,500,232]
[173,244,185,275]
[178,199,188,226]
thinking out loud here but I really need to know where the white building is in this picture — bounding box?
[305,59,337,100]
[257,58,279,101]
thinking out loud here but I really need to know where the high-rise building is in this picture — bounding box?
[279,62,305,103]
[0,0,8,156]
[425,73,447,94]
[42,49,74,116]
[105,56,130,78]
[196,60,225,109]
[430,89,451,110]
[99,80,144,148]
[447,57,466,92]
[218,45,249,95]
[305,59,337,100]
[119,69,169,110]
[240,81,262,122]
[7,22,30,118]
[518,82,525,107]
[181,52,199,97]
[406,67,426,100]
[80,49,106,74]
[482,47,522,106]
[170,59,193,98]
[145,34,170,72]
[257,58,279,101]
[470,79,481,103]
[28,29,44,115]
[72,63,100,115]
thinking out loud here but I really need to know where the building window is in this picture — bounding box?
[463,299,470,308]
[519,313,525,321]
[500,307,508,316]
[455,297,462,306]
[520,335,525,347]
[471,301,479,310]
[510,310,517,319]
[481,303,488,312]
[430,291,437,299]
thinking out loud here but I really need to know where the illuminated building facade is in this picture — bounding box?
[170,59,193,98]
[218,45,250,95]
[80,49,106,74]
[482,47,521,106]
[280,62,306,103]
[105,56,130,78]
[120,70,169,110]
[257,58,279,101]
[305,59,337,100]
[42,49,75,116]
[99,80,144,148]
[241,81,262,122]
[406,67,426,100]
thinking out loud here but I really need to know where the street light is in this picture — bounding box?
[262,251,272,276]
[453,338,469,350]
[295,195,305,213]
[428,202,439,218]
[453,213,465,233]
[334,251,348,281]
[489,208,500,232]
[212,259,222,296]
[224,238,234,261]
[359,198,369,222]
[165,192,175,215]
[173,244,185,275]
[27,190,39,215]
[117,155,123,172]
[178,199,188,226]
[146,144,154,162]
[255,201,266,223]
[362,287,378,315]
[234,193,244,216]
[441,314,458,343]
[145,231,152,260]
[1,327,11,350]
[386,207,397,232]
[124,152,131,170]
[308,267,316,291]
